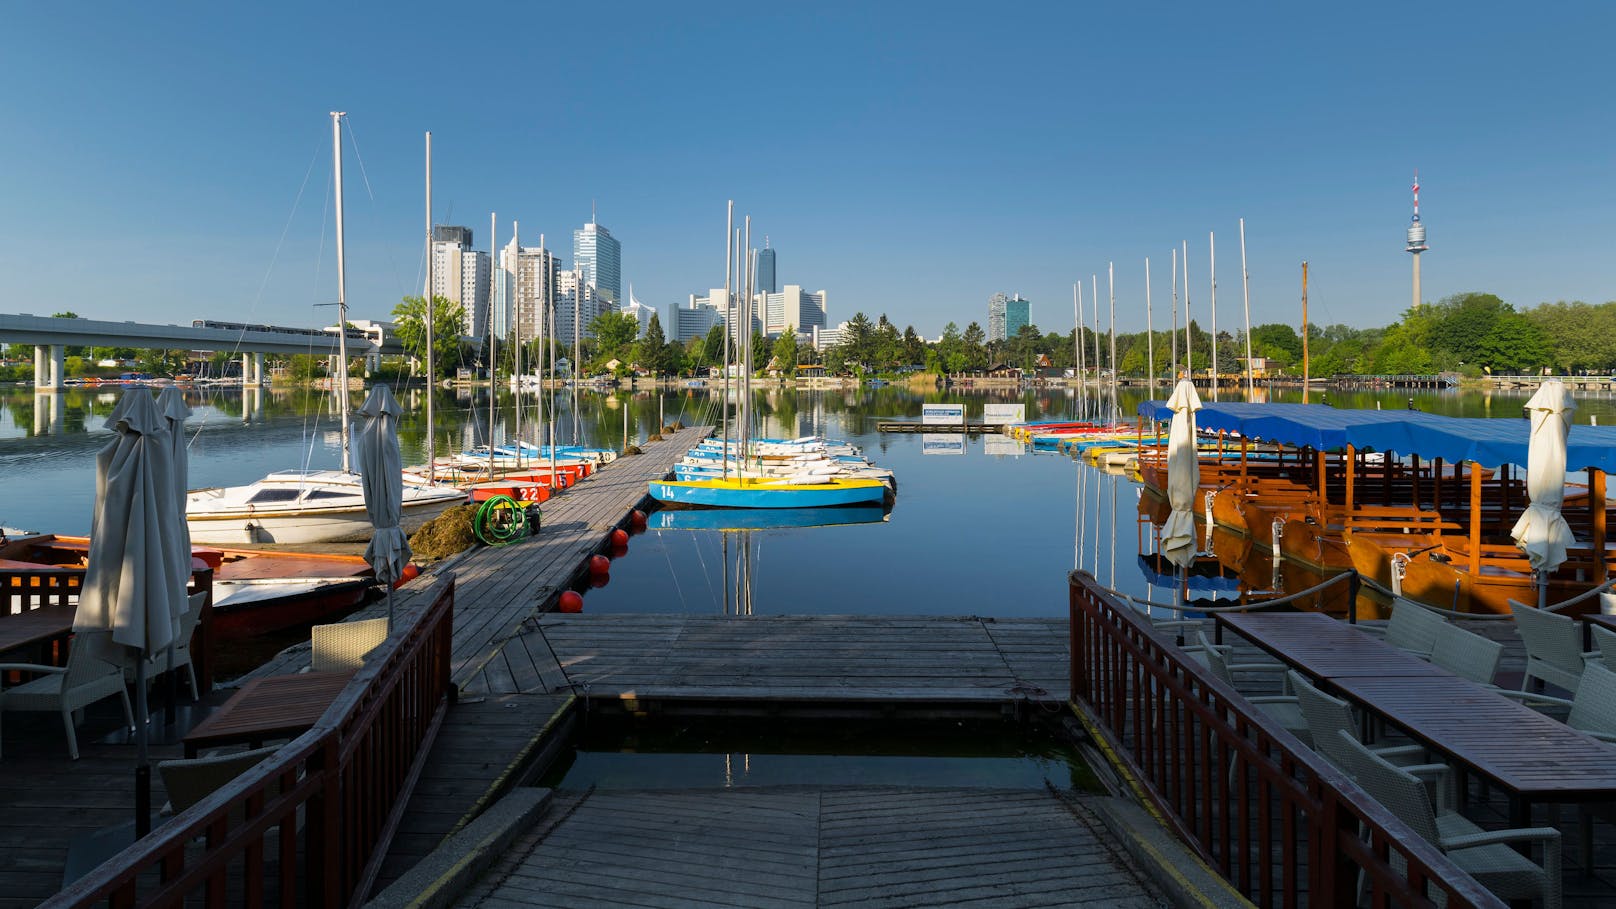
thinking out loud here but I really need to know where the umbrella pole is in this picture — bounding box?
[165,643,177,726]
[135,653,151,838]
[1537,570,1548,610]
[387,585,395,634]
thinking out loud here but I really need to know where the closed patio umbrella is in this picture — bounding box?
[156,386,194,719]
[1162,380,1202,613]
[1511,379,1576,608]
[357,385,410,632]
[73,391,188,836]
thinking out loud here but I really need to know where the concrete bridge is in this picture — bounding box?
[0,312,401,389]
[1485,374,1616,391]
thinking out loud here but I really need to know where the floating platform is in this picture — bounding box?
[876,421,1006,433]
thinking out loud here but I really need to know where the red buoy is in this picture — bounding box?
[629,509,648,531]
[588,554,611,576]
[391,563,420,590]
[558,591,584,613]
[611,542,629,560]
[609,528,630,548]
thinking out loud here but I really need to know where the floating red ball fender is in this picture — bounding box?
[558,590,584,613]
[391,563,421,590]
[588,554,611,576]
[611,542,629,560]
[629,509,648,532]
[609,528,630,548]
[588,571,610,589]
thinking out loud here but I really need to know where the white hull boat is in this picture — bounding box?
[186,469,465,545]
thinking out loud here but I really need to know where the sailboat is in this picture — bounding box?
[186,113,464,545]
[648,206,891,510]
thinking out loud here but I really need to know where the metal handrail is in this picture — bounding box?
[1107,569,1357,615]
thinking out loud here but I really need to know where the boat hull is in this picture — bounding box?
[186,496,460,545]
[649,478,889,509]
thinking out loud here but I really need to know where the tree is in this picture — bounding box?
[590,310,640,366]
[1476,313,1551,373]
[772,328,799,377]
[702,324,726,366]
[1249,323,1302,366]
[962,322,987,369]
[393,294,467,380]
[936,322,967,374]
[1427,292,1511,367]
[844,312,874,366]
[751,328,771,374]
[637,313,670,375]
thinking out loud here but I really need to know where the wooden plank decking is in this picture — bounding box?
[463,614,1071,704]
[454,787,1165,908]
[238,426,711,686]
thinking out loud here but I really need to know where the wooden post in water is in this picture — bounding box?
[1593,468,1608,583]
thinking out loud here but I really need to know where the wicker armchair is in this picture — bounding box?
[1429,622,1503,687]
[1333,731,1561,909]
[1358,597,1448,658]
[158,745,281,814]
[311,617,389,674]
[1288,671,1451,808]
[124,591,208,700]
[1498,661,1616,744]
[1197,631,1310,746]
[1508,601,1598,694]
[0,629,134,760]
[1591,625,1616,675]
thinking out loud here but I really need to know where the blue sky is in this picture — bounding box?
[2,3,1612,339]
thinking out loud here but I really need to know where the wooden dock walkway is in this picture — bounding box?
[238,425,712,686]
[454,786,1166,908]
[462,614,1071,706]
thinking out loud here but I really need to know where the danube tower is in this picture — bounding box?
[1406,171,1429,308]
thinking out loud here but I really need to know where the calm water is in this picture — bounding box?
[5,382,1616,619]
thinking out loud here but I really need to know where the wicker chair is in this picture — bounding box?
[1197,631,1310,745]
[1332,731,1562,909]
[0,629,135,760]
[1358,597,1448,658]
[158,745,282,814]
[1288,671,1451,808]
[1591,625,1616,675]
[1429,622,1503,687]
[310,617,389,674]
[124,591,208,700]
[1498,661,1616,744]
[1509,601,1598,694]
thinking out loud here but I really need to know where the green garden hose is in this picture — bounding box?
[473,495,530,546]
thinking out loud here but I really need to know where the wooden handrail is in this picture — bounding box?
[1068,570,1505,908]
[44,574,456,908]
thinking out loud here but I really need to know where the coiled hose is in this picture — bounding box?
[474,495,532,546]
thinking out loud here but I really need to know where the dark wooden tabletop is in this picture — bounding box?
[1331,674,1616,803]
[1216,611,1449,679]
[182,670,353,757]
[0,606,76,655]
[1580,613,1616,633]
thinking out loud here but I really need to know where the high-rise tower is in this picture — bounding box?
[1406,171,1428,309]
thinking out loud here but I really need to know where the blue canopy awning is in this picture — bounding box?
[1135,400,1616,473]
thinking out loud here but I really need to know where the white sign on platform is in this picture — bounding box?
[983,435,1027,457]
[921,433,966,455]
[921,403,966,425]
[983,403,1025,425]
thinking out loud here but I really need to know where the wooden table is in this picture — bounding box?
[1331,674,1616,826]
[0,606,76,658]
[1216,611,1450,680]
[1578,611,1616,650]
[182,671,352,757]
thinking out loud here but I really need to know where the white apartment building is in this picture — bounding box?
[555,268,607,346]
[759,285,827,338]
[666,291,727,344]
[430,227,490,337]
[622,289,656,338]
[499,239,559,346]
[813,321,850,352]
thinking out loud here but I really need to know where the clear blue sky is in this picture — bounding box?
[2,3,1612,339]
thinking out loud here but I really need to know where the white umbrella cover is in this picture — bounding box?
[1511,380,1576,573]
[156,387,193,585]
[357,385,411,585]
[1162,379,1203,569]
[75,391,187,656]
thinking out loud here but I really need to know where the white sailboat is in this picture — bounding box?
[186,113,463,545]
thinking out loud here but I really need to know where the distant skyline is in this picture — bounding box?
[2,3,1613,339]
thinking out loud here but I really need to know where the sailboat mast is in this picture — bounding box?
[722,200,733,480]
[542,232,555,479]
[489,212,498,477]
[512,221,522,468]
[330,112,352,473]
[1145,258,1154,396]
[1107,262,1117,417]
[741,215,752,467]
[424,131,436,482]
[1181,240,1191,380]
[1240,218,1254,399]
[1209,231,1218,401]
[1072,283,1082,417]
[1301,261,1310,404]
[1171,248,1179,377]
[1090,274,1100,398]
